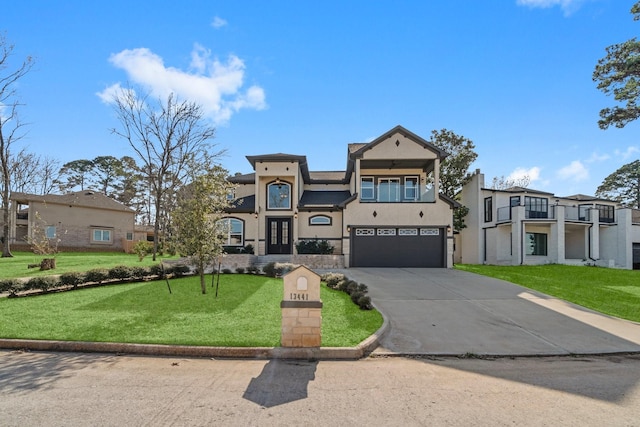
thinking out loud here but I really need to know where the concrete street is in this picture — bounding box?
[1,350,639,426]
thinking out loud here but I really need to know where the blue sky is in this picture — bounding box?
[3,0,639,197]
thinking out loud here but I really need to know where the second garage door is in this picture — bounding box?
[351,226,445,268]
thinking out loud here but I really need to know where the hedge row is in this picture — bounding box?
[321,272,373,310]
[0,264,192,297]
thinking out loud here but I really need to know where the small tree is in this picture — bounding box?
[173,166,235,294]
[25,212,60,270]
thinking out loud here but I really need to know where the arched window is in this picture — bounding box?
[219,218,244,246]
[267,181,291,210]
[309,215,332,226]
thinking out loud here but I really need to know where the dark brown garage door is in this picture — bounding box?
[351,227,445,268]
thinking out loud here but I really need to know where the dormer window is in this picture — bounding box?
[267,181,291,210]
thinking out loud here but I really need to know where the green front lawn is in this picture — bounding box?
[456,264,640,323]
[0,274,383,347]
[0,251,177,280]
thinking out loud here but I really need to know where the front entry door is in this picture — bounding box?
[267,217,292,254]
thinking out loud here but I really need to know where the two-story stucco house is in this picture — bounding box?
[8,190,136,252]
[224,125,459,268]
[457,170,640,269]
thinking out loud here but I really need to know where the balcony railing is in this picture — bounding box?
[359,185,436,203]
[564,206,590,222]
[496,205,557,222]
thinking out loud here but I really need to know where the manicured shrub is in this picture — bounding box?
[262,262,276,277]
[108,265,133,280]
[85,268,109,284]
[356,295,373,310]
[59,272,85,289]
[322,272,346,289]
[130,266,149,280]
[0,279,22,296]
[149,264,164,277]
[27,276,58,293]
[246,266,260,275]
[222,268,233,274]
[172,264,191,277]
[295,239,334,254]
[235,267,245,274]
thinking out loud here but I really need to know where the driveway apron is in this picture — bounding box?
[337,268,640,356]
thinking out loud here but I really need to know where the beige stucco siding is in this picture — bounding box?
[359,132,438,160]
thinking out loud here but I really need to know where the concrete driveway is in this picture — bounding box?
[337,268,640,356]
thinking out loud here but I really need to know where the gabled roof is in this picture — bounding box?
[11,191,135,213]
[299,191,352,208]
[348,125,450,160]
[308,171,347,183]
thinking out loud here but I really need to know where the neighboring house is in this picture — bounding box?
[224,125,459,268]
[456,170,640,269]
[8,190,136,252]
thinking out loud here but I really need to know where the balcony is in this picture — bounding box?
[359,184,436,203]
[496,206,557,222]
[564,206,590,222]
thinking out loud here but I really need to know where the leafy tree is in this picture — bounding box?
[428,129,478,231]
[595,160,640,209]
[57,159,93,192]
[0,34,34,258]
[593,2,640,129]
[108,88,223,260]
[173,166,234,294]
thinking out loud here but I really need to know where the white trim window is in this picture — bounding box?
[92,229,112,243]
[404,176,419,200]
[309,215,331,226]
[219,218,244,246]
[360,177,374,200]
[378,178,400,202]
[267,181,291,210]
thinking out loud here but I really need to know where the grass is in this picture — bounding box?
[455,264,640,323]
[0,274,383,347]
[0,251,177,280]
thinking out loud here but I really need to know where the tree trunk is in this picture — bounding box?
[200,272,207,294]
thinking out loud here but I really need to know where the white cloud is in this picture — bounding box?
[211,16,227,29]
[585,152,610,163]
[557,160,589,182]
[614,146,640,160]
[97,45,266,125]
[508,166,541,183]
[516,0,585,15]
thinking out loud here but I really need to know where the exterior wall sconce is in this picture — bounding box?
[346,225,351,233]
[446,225,452,233]
[275,177,281,185]
[294,211,298,219]
[254,212,259,219]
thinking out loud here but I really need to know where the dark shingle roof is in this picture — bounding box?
[226,195,255,213]
[299,191,352,208]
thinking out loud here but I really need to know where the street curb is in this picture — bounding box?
[0,307,390,361]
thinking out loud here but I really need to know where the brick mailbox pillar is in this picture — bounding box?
[281,266,322,348]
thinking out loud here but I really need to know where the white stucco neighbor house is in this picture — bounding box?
[222,125,459,268]
[456,170,640,269]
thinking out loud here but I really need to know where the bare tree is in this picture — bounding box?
[109,88,222,260]
[491,175,531,190]
[0,34,34,257]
